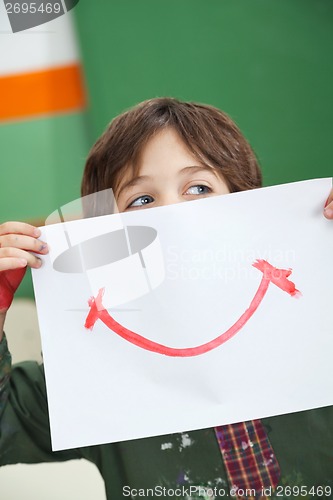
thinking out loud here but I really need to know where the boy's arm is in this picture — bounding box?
[0,315,5,342]
[0,333,80,465]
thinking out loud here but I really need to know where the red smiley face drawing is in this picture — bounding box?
[85,259,301,357]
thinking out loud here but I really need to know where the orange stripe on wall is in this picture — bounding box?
[0,64,86,122]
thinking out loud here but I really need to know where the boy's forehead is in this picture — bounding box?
[114,128,227,196]
[113,130,178,194]
[137,128,194,161]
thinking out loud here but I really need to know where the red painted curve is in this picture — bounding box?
[84,259,301,357]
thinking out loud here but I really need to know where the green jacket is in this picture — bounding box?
[1,335,332,499]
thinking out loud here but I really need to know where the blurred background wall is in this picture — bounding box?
[1,0,333,296]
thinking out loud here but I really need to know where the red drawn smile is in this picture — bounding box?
[85,259,301,357]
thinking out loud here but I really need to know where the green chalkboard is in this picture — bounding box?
[75,0,333,185]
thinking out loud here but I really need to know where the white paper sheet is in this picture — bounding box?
[32,178,333,451]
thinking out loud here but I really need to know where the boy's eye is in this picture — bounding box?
[185,185,212,195]
[128,195,154,208]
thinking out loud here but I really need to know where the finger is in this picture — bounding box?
[0,221,41,238]
[324,189,333,219]
[0,247,43,269]
[0,257,27,272]
[0,234,48,254]
[324,201,333,219]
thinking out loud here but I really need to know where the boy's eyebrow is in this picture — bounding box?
[118,165,218,196]
[179,165,218,177]
[117,175,151,196]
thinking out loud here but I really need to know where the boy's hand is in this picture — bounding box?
[324,188,333,219]
[0,222,48,334]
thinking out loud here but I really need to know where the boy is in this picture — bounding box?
[1,98,333,499]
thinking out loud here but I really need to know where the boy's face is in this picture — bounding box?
[116,128,230,213]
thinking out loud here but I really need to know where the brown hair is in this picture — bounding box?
[81,97,262,215]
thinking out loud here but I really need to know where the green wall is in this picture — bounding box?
[0,113,89,220]
[75,0,333,185]
[1,0,332,297]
